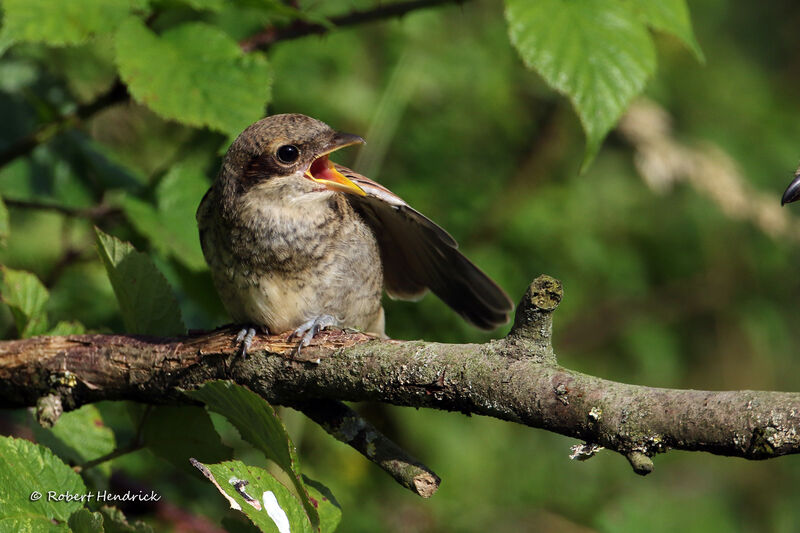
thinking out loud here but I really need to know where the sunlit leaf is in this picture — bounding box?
[115,18,272,136]
[192,459,311,533]
[68,509,104,533]
[622,0,704,61]
[46,38,119,102]
[303,476,342,533]
[99,506,154,533]
[177,0,226,11]
[0,436,87,523]
[0,0,147,47]
[47,321,87,336]
[187,381,321,530]
[0,266,49,337]
[505,0,656,167]
[31,405,116,473]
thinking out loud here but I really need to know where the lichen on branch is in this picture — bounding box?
[1,275,799,490]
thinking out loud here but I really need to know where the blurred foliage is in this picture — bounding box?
[505,0,698,165]
[1,0,800,531]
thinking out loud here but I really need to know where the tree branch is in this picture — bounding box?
[2,276,799,494]
[0,81,128,170]
[295,399,440,498]
[240,0,470,52]
[2,198,121,221]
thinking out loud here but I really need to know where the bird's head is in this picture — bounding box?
[220,113,366,200]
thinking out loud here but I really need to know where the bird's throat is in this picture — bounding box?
[308,155,338,181]
[304,155,366,196]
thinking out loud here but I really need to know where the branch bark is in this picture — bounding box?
[295,399,440,498]
[2,276,799,491]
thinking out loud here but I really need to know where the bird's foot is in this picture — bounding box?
[289,315,338,354]
[234,326,263,358]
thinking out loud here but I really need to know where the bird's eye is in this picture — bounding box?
[276,144,300,163]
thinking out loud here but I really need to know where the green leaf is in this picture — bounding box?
[0,0,147,47]
[0,436,87,523]
[177,0,226,11]
[0,517,69,532]
[45,37,119,102]
[31,405,116,472]
[120,163,210,270]
[155,166,210,268]
[68,509,104,533]
[0,195,8,246]
[99,506,154,533]
[221,516,262,533]
[142,406,233,474]
[115,18,272,136]
[192,459,311,533]
[94,227,185,336]
[0,267,50,338]
[302,477,341,533]
[505,0,656,167]
[621,0,704,62]
[0,31,15,57]
[47,321,87,336]
[187,381,320,530]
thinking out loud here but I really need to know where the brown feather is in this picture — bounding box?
[336,164,513,329]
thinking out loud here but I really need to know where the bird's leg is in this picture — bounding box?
[234,326,259,358]
[289,315,338,353]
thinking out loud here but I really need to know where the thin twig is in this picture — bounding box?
[617,99,800,241]
[0,81,128,171]
[44,248,92,289]
[295,399,440,497]
[3,198,121,221]
[76,405,151,472]
[240,0,470,52]
[77,441,145,472]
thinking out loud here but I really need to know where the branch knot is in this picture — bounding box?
[506,275,563,362]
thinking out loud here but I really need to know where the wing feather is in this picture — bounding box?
[336,164,513,330]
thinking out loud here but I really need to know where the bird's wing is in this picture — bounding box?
[335,164,513,330]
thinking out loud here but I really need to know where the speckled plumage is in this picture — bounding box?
[197,115,384,335]
[198,114,512,339]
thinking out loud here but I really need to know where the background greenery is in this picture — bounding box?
[2,0,800,531]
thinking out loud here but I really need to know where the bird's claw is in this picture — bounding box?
[234,327,257,358]
[289,315,338,354]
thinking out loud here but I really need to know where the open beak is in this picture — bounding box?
[304,132,366,196]
[782,170,800,205]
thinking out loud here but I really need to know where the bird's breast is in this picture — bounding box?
[199,189,384,334]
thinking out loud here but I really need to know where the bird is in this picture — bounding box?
[782,166,800,205]
[196,113,513,354]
